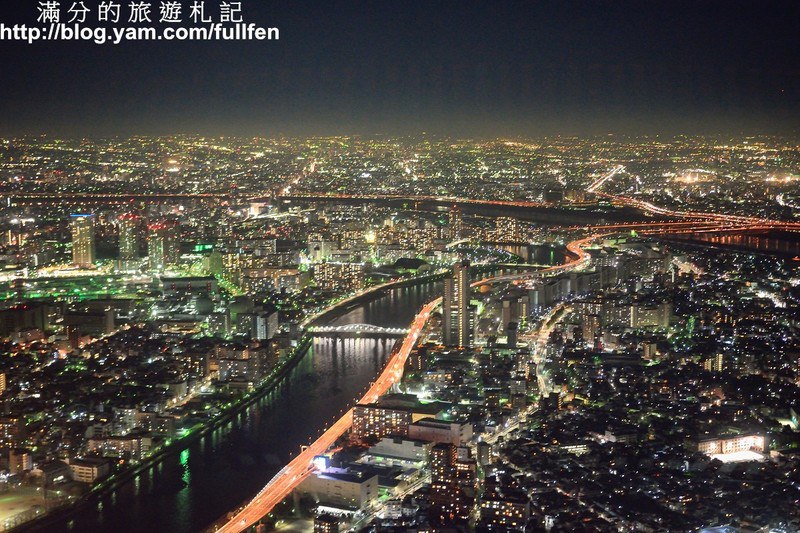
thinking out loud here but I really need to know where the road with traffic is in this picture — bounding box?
[213,232,602,532]
[212,171,783,532]
[212,298,440,532]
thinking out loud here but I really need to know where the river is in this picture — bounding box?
[51,281,440,533]
[47,245,562,533]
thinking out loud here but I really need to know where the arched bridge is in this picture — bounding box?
[308,323,409,338]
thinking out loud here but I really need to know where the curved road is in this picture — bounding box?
[216,216,756,532]
[212,299,438,532]
[212,234,598,533]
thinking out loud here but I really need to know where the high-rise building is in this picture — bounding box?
[495,216,523,242]
[147,220,180,272]
[505,321,518,348]
[71,214,96,268]
[476,442,492,466]
[703,352,724,373]
[8,448,32,474]
[352,404,411,441]
[443,260,471,346]
[430,442,458,482]
[448,205,463,241]
[236,309,278,341]
[118,213,141,266]
[314,262,365,292]
[581,313,601,346]
[443,278,454,343]
[429,443,476,526]
[501,296,522,331]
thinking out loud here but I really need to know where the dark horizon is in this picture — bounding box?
[0,0,798,137]
[3,129,800,142]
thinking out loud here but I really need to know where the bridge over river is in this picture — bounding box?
[307,323,409,338]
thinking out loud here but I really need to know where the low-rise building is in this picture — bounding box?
[408,418,473,447]
[297,468,379,510]
[69,457,111,483]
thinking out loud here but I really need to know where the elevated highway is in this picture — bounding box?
[210,296,440,533]
[210,232,600,533]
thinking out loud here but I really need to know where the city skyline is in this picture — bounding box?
[0,133,796,532]
[0,1,798,532]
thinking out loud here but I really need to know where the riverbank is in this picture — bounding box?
[211,240,589,532]
[16,269,482,532]
[209,262,553,531]
[19,333,314,533]
[19,261,546,532]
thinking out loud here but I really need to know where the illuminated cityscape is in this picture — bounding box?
[0,134,794,532]
[0,0,798,532]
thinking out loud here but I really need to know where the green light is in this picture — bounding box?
[180,448,190,484]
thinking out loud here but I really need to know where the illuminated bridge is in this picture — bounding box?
[307,323,409,337]
[210,233,602,533]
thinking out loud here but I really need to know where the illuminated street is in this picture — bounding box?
[0,1,798,531]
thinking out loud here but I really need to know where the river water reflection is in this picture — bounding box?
[55,245,562,532]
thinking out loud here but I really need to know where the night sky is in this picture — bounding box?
[0,0,798,137]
